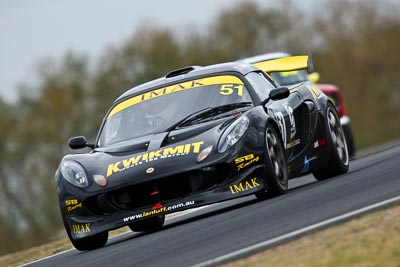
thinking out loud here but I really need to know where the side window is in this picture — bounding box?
[261,72,280,87]
[246,72,276,101]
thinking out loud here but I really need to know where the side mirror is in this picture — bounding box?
[68,136,95,150]
[308,72,320,83]
[261,87,290,105]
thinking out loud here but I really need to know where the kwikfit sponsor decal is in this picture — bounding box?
[123,201,195,223]
[107,141,204,177]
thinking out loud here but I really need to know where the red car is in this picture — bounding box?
[240,52,355,158]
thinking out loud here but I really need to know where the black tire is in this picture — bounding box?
[256,126,288,200]
[129,214,165,232]
[342,123,355,159]
[313,103,349,180]
[69,231,109,251]
[59,206,108,251]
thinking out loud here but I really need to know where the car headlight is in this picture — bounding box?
[61,161,89,187]
[218,116,249,152]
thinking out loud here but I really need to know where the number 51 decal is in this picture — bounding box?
[220,84,243,96]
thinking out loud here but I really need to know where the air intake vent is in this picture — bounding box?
[165,66,201,78]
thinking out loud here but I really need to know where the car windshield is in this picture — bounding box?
[98,75,253,147]
[270,70,308,86]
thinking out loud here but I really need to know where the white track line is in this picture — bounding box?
[20,205,210,266]
[191,195,400,267]
[19,248,74,266]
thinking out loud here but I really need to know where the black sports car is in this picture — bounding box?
[56,54,349,250]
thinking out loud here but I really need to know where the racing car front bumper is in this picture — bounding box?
[63,164,266,239]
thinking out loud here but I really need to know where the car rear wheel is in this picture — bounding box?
[256,126,288,200]
[342,123,355,159]
[313,103,349,180]
[129,214,165,232]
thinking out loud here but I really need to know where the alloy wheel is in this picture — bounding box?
[266,129,286,183]
[327,108,349,165]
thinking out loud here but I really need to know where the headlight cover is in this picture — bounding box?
[218,116,249,152]
[61,161,89,187]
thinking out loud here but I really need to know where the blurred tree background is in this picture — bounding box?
[0,0,399,255]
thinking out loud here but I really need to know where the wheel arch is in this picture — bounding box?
[318,93,336,118]
[265,118,285,146]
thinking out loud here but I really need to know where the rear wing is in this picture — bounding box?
[251,53,314,74]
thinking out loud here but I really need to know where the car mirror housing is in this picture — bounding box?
[68,136,95,150]
[261,87,290,105]
[269,87,290,100]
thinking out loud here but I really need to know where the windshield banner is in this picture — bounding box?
[108,75,243,118]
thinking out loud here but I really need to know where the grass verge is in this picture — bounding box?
[224,204,400,267]
[0,227,130,267]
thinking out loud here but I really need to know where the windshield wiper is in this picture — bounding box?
[166,102,252,131]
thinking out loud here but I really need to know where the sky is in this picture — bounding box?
[0,0,276,102]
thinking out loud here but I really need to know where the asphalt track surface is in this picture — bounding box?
[27,143,400,267]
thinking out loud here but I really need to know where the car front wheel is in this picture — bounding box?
[59,206,108,251]
[69,231,109,251]
[256,125,288,200]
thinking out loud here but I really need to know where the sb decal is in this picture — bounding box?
[235,154,260,171]
[65,199,83,213]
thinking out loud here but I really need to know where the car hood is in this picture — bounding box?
[60,119,234,192]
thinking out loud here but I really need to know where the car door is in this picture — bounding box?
[245,71,311,161]
[267,90,306,161]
